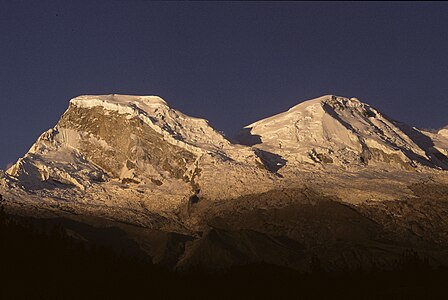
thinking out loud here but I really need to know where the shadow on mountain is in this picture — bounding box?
[394,121,448,170]
[3,201,448,299]
[254,148,287,173]
[183,187,448,272]
[16,178,77,193]
[177,228,307,270]
[230,128,286,174]
[8,214,150,258]
[232,127,262,146]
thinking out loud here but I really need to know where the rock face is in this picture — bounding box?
[2,94,448,271]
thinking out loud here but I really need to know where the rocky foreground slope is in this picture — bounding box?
[1,94,448,271]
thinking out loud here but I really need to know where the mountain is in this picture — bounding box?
[7,94,253,188]
[1,94,448,271]
[236,95,448,171]
[3,94,274,229]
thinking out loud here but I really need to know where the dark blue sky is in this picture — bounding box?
[1,1,448,168]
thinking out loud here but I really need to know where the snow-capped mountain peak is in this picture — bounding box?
[5,94,272,208]
[237,95,447,170]
[5,94,227,190]
[69,94,229,152]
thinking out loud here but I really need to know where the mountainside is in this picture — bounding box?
[1,94,448,271]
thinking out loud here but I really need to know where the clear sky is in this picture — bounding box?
[1,1,448,169]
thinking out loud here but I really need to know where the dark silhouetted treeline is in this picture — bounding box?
[1,204,448,299]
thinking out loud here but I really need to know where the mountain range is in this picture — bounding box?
[1,94,448,270]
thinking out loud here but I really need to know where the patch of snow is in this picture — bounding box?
[439,128,448,138]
